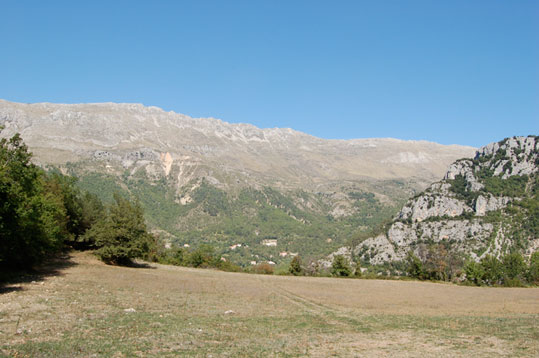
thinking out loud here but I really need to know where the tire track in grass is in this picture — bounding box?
[256,275,371,332]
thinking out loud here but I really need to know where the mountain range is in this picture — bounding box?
[0,99,476,265]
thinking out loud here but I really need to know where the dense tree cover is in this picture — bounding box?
[463,252,536,287]
[0,130,153,269]
[406,248,537,287]
[0,132,65,268]
[73,171,406,266]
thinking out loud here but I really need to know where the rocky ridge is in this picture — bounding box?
[323,136,538,268]
[0,99,474,191]
[0,99,478,264]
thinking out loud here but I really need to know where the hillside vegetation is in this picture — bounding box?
[73,170,407,266]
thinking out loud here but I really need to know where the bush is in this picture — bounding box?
[253,263,274,275]
[288,256,303,276]
[187,245,217,268]
[464,261,485,286]
[503,278,524,287]
[501,252,526,282]
[406,252,424,279]
[354,262,363,277]
[480,255,503,285]
[527,252,539,284]
[331,255,351,277]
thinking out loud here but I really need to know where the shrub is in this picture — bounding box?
[288,255,303,276]
[480,255,503,285]
[527,252,539,284]
[406,252,424,279]
[501,252,526,282]
[354,262,363,277]
[253,263,274,275]
[464,261,485,286]
[331,255,351,277]
[187,244,217,268]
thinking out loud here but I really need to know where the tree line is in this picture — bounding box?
[406,250,539,287]
[0,129,152,269]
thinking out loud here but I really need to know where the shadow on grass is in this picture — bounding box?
[99,257,157,269]
[125,260,156,269]
[0,252,77,294]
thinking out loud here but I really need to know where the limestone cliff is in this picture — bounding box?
[325,136,538,267]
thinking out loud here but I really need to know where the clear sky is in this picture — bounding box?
[1,0,537,147]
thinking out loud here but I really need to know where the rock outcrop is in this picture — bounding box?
[324,136,538,267]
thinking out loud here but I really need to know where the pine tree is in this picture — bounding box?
[84,193,152,265]
[331,255,351,277]
[288,255,303,276]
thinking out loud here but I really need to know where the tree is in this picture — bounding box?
[424,244,449,281]
[406,252,424,279]
[527,252,539,284]
[354,261,363,278]
[501,252,526,286]
[464,260,485,286]
[331,255,351,277]
[480,255,503,285]
[0,131,65,268]
[288,255,303,276]
[187,244,216,268]
[83,193,152,265]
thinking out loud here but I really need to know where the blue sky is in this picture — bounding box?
[1,0,537,147]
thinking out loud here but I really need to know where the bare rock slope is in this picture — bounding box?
[0,99,474,190]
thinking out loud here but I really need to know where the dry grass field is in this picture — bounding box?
[1,252,538,357]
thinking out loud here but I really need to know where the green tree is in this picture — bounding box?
[480,255,503,285]
[527,252,539,284]
[187,244,216,268]
[501,252,526,286]
[76,191,105,248]
[406,252,424,279]
[0,131,65,268]
[331,255,351,277]
[288,255,303,276]
[464,260,485,286]
[354,261,363,277]
[83,193,152,265]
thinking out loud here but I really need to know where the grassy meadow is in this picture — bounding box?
[1,252,538,357]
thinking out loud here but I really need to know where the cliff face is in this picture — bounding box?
[325,136,538,267]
